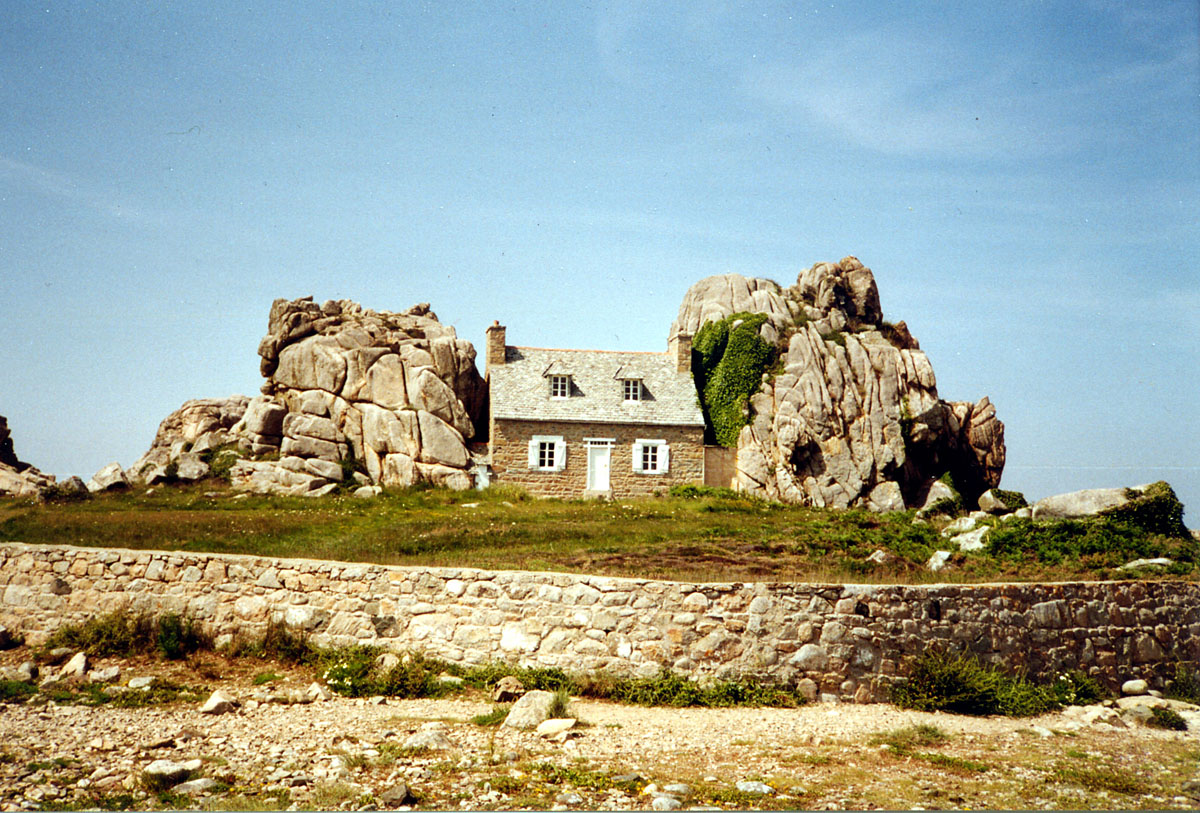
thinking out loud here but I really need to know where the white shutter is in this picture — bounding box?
[631,442,644,472]
[527,440,538,469]
[553,439,567,471]
[659,444,670,473]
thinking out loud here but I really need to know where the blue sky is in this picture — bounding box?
[2,1,1197,523]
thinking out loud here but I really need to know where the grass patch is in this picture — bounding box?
[252,671,282,686]
[0,679,36,703]
[1052,764,1147,795]
[914,752,990,773]
[470,705,510,726]
[2,481,1192,583]
[890,650,1060,716]
[870,724,949,751]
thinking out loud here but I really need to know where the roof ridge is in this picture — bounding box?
[510,345,667,355]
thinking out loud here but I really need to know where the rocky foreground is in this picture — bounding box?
[1,650,1198,811]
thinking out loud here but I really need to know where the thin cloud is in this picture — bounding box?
[0,154,154,224]
[738,28,1196,161]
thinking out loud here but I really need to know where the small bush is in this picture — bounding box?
[1099,481,1189,539]
[229,619,314,663]
[1165,663,1200,704]
[201,446,241,481]
[155,612,208,660]
[1051,669,1109,706]
[890,650,1059,717]
[43,611,157,658]
[1147,705,1188,731]
[820,329,847,348]
[581,669,805,708]
[668,483,742,500]
[991,489,1028,510]
[44,610,210,660]
[548,688,571,718]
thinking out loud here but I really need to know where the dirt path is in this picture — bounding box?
[1,653,1198,811]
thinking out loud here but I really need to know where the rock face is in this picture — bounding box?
[671,258,1005,510]
[128,396,250,485]
[127,297,487,495]
[0,416,56,498]
[241,297,486,492]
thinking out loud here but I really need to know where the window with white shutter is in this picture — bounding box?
[529,435,566,471]
[632,439,669,474]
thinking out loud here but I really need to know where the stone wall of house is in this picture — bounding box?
[3,543,1197,701]
[490,419,705,499]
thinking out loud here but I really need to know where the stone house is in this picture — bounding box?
[483,322,708,498]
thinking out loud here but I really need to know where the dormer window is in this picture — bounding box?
[550,375,570,399]
[622,378,642,402]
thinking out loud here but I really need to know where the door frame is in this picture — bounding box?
[584,438,614,495]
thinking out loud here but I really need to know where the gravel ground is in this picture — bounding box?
[1,652,1198,811]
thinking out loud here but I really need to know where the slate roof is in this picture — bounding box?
[489,346,705,427]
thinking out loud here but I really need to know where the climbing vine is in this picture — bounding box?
[692,312,774,448]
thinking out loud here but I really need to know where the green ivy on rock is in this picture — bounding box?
[693,312,774,448]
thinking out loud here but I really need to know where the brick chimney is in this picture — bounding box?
[485,321,506,368]
[668,332,691,373]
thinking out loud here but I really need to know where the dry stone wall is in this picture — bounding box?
[2,542,1196,701]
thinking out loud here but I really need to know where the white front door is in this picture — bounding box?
[587,444,611,491]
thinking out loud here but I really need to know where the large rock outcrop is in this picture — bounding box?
[673,258,1005,510]
[246,297,485,491]
[0,416,56,498]
[129,297,487,496]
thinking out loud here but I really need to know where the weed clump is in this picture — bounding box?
[581,669,806,708]
[1147,705,1188,731]
[890,650,1059,716]
[43,610,208,660]
[0,680,36,704]
[1165,663,1200,704]
[1051,669,1109,706]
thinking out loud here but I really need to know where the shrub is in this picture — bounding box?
[229,619,315,663]
[44,610,210,660]
[668,483,741,500]
[890,650,1060,716]
[201,446,241,481]
[1165,663,1200,704]
[991,489,1028,510]
[1147,705,1188,731]
[1051,669,1108,706]
[155,612,208,660]
[43,611,157,658]
[1099,481,1189,539]
[820,329,847,348]
[985,514,1197,569]
[580,669,805,708]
